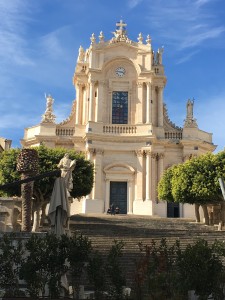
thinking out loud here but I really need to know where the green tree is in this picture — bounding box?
[0,145,94,229]
[0,234,25,297]
[106,240,126,300]
[65,234,92,300]
[20,233,68,299]
[176,239,225,300]
[158,152,225,224]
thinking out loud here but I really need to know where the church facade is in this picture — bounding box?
[22,21,216,218]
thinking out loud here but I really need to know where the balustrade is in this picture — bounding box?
[56,128,75,136]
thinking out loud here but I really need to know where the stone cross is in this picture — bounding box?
[116,19,127,31]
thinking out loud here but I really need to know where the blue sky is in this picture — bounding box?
[0,0,225,152]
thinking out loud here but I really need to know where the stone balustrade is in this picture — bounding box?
[103,125,137,134]
[165,131,183,139]
[56,127,75,136]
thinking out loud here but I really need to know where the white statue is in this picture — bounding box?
[57,153,76,196]
[78,46,85,62]
[187,99,194,119]
[41,94,56,123]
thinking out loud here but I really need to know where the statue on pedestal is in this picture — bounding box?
[57,153,76,196]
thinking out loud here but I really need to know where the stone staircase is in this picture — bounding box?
[69,214,225,288]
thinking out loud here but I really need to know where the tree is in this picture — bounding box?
[20,233,68,298]
[176,239,225,300]
[0,145,94,230]
[0,234,25,297]
[64,234,92,299]
[17,148,39,231]
[158,152,225,224]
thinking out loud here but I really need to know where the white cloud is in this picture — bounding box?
[128,0,143,8]
[176,50,200,64]
[144,0,225,52]
[0,0,34,66]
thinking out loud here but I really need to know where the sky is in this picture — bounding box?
[0,0,225,152]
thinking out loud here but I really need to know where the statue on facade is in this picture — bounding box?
[184,98,198,128]
[156,47,164,65]
[41,94,56,123]
[78,46,85,62]
[186,99,194,119]
[57,153,76,196]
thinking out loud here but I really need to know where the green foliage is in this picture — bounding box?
[106,240,126,300]
[33,145,94,201]
[134,239,182,300]
[87,251,106,299]
[158,152,225,206]
[157,165,176,202]
[20,233,68,298]
[0,148,20,196]
[0,145,94,209]
[0,233,24,297]
[176,239,225,300]
[64,234,92,299]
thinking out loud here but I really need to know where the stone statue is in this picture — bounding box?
[57,154,76,196]
[41,94,56,123]
[184,98,198,128]
[186,99,194,119]
[78,46,85,62]
[156,47,164,65]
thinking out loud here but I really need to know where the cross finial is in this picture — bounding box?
[116,19,127,31]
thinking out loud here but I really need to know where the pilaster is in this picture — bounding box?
[88,81,95,121]
[137,82,143,123]
[146,82,152,124]
[145,150,152,200]
[128,179,133,214]
[93,148,104,200]
[157,86,164,127]
[96,81,104,122]
[135,150,145,201]
[105,179,110,213]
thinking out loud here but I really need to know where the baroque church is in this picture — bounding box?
[21,21,216,218]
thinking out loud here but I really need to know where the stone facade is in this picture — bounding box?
[21,21,216,217]
[0,137,12,152]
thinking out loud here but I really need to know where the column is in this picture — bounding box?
[152,86,157,126]
[135,150,144,200]
[96,81,104,122]
[105,179,110,213]
[146,82,151,124]
[86,148,95,200]
[157,86,164,127]
[128,180,133,214]
[137,82,143,123]
[145,150,152,200]
[158,153,165,180]
[75,83,81,124]
[151,153,157,201]
[82,87,87,124]
[88,81,94,121]
[93,149,104,200]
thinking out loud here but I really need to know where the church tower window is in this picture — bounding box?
[112,91,128,124]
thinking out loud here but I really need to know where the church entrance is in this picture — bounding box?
[167,203,180,218]
[110,182,127,214]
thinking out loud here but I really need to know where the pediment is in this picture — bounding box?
[104,163,135,174]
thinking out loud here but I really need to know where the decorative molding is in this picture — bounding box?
[135,150,144,157]
[96,148,104,155]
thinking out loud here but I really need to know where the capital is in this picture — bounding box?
[96,148,104,155]
[135,150,144,157]
[137,82,143,88]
